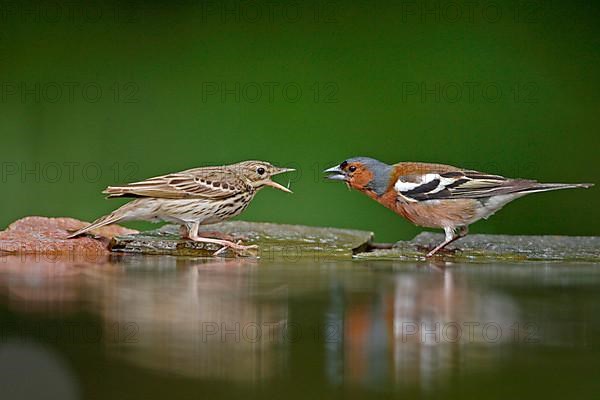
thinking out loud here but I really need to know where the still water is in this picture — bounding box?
[1,255,599,399]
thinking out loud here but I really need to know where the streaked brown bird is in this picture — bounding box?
[69,160,294,255]
[324,157,593,257]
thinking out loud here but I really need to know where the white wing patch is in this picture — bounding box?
[394,173,451,202]
[394,180,422,192]
[393,170,522,202]
[425,174,456,194]
[394,173,435,191]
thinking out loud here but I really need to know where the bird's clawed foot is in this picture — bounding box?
[213,240,258,257]
[422,246,461,258]
[422,226,468,258]
[187,232,258,257]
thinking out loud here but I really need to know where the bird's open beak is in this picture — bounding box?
[255,167,295,193]
[323,165,347,181]
[261,179,293,193]
[272,167,295,176]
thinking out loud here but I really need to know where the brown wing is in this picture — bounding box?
[392,162,464,177]
[393,164,539,203]
[103,167,249,199]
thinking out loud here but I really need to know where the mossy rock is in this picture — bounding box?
[109,221,373,259]
[354,232,600,263]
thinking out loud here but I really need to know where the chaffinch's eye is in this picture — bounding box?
[257,167,265,175]
[349,165,357,172]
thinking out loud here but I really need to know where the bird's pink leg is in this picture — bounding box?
[180,226,241,242]
[426,226,468,257]
[186,222,257,256]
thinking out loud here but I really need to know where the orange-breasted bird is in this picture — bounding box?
[324,157,593,257]
[68,160,294,255]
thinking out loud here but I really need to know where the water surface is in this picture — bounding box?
[1,255,599,399]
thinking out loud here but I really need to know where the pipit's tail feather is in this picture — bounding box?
[103,185,147,199]
[67,207,128,238]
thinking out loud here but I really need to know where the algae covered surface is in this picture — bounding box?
[109,221,599,263]
[356,233,600,263]
[110,221,374,259]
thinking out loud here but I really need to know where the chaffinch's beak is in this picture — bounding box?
[323,165,347,181]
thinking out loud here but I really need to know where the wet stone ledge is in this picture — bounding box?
[109,221,374,259]
[354,232,600,263]
[2,217,598,262]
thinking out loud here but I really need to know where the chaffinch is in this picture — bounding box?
[325,157,593,257]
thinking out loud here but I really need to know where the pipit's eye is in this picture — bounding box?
[348,165,357,172]
[257,167,265,175]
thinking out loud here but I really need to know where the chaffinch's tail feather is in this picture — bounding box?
[519,182,594,194]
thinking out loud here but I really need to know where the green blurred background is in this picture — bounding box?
[1,0,598,241]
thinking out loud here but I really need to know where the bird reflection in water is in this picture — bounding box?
[0,254,538,391]
[0,255,291,382]
[99,257,290,382]
[331,262,520,390]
